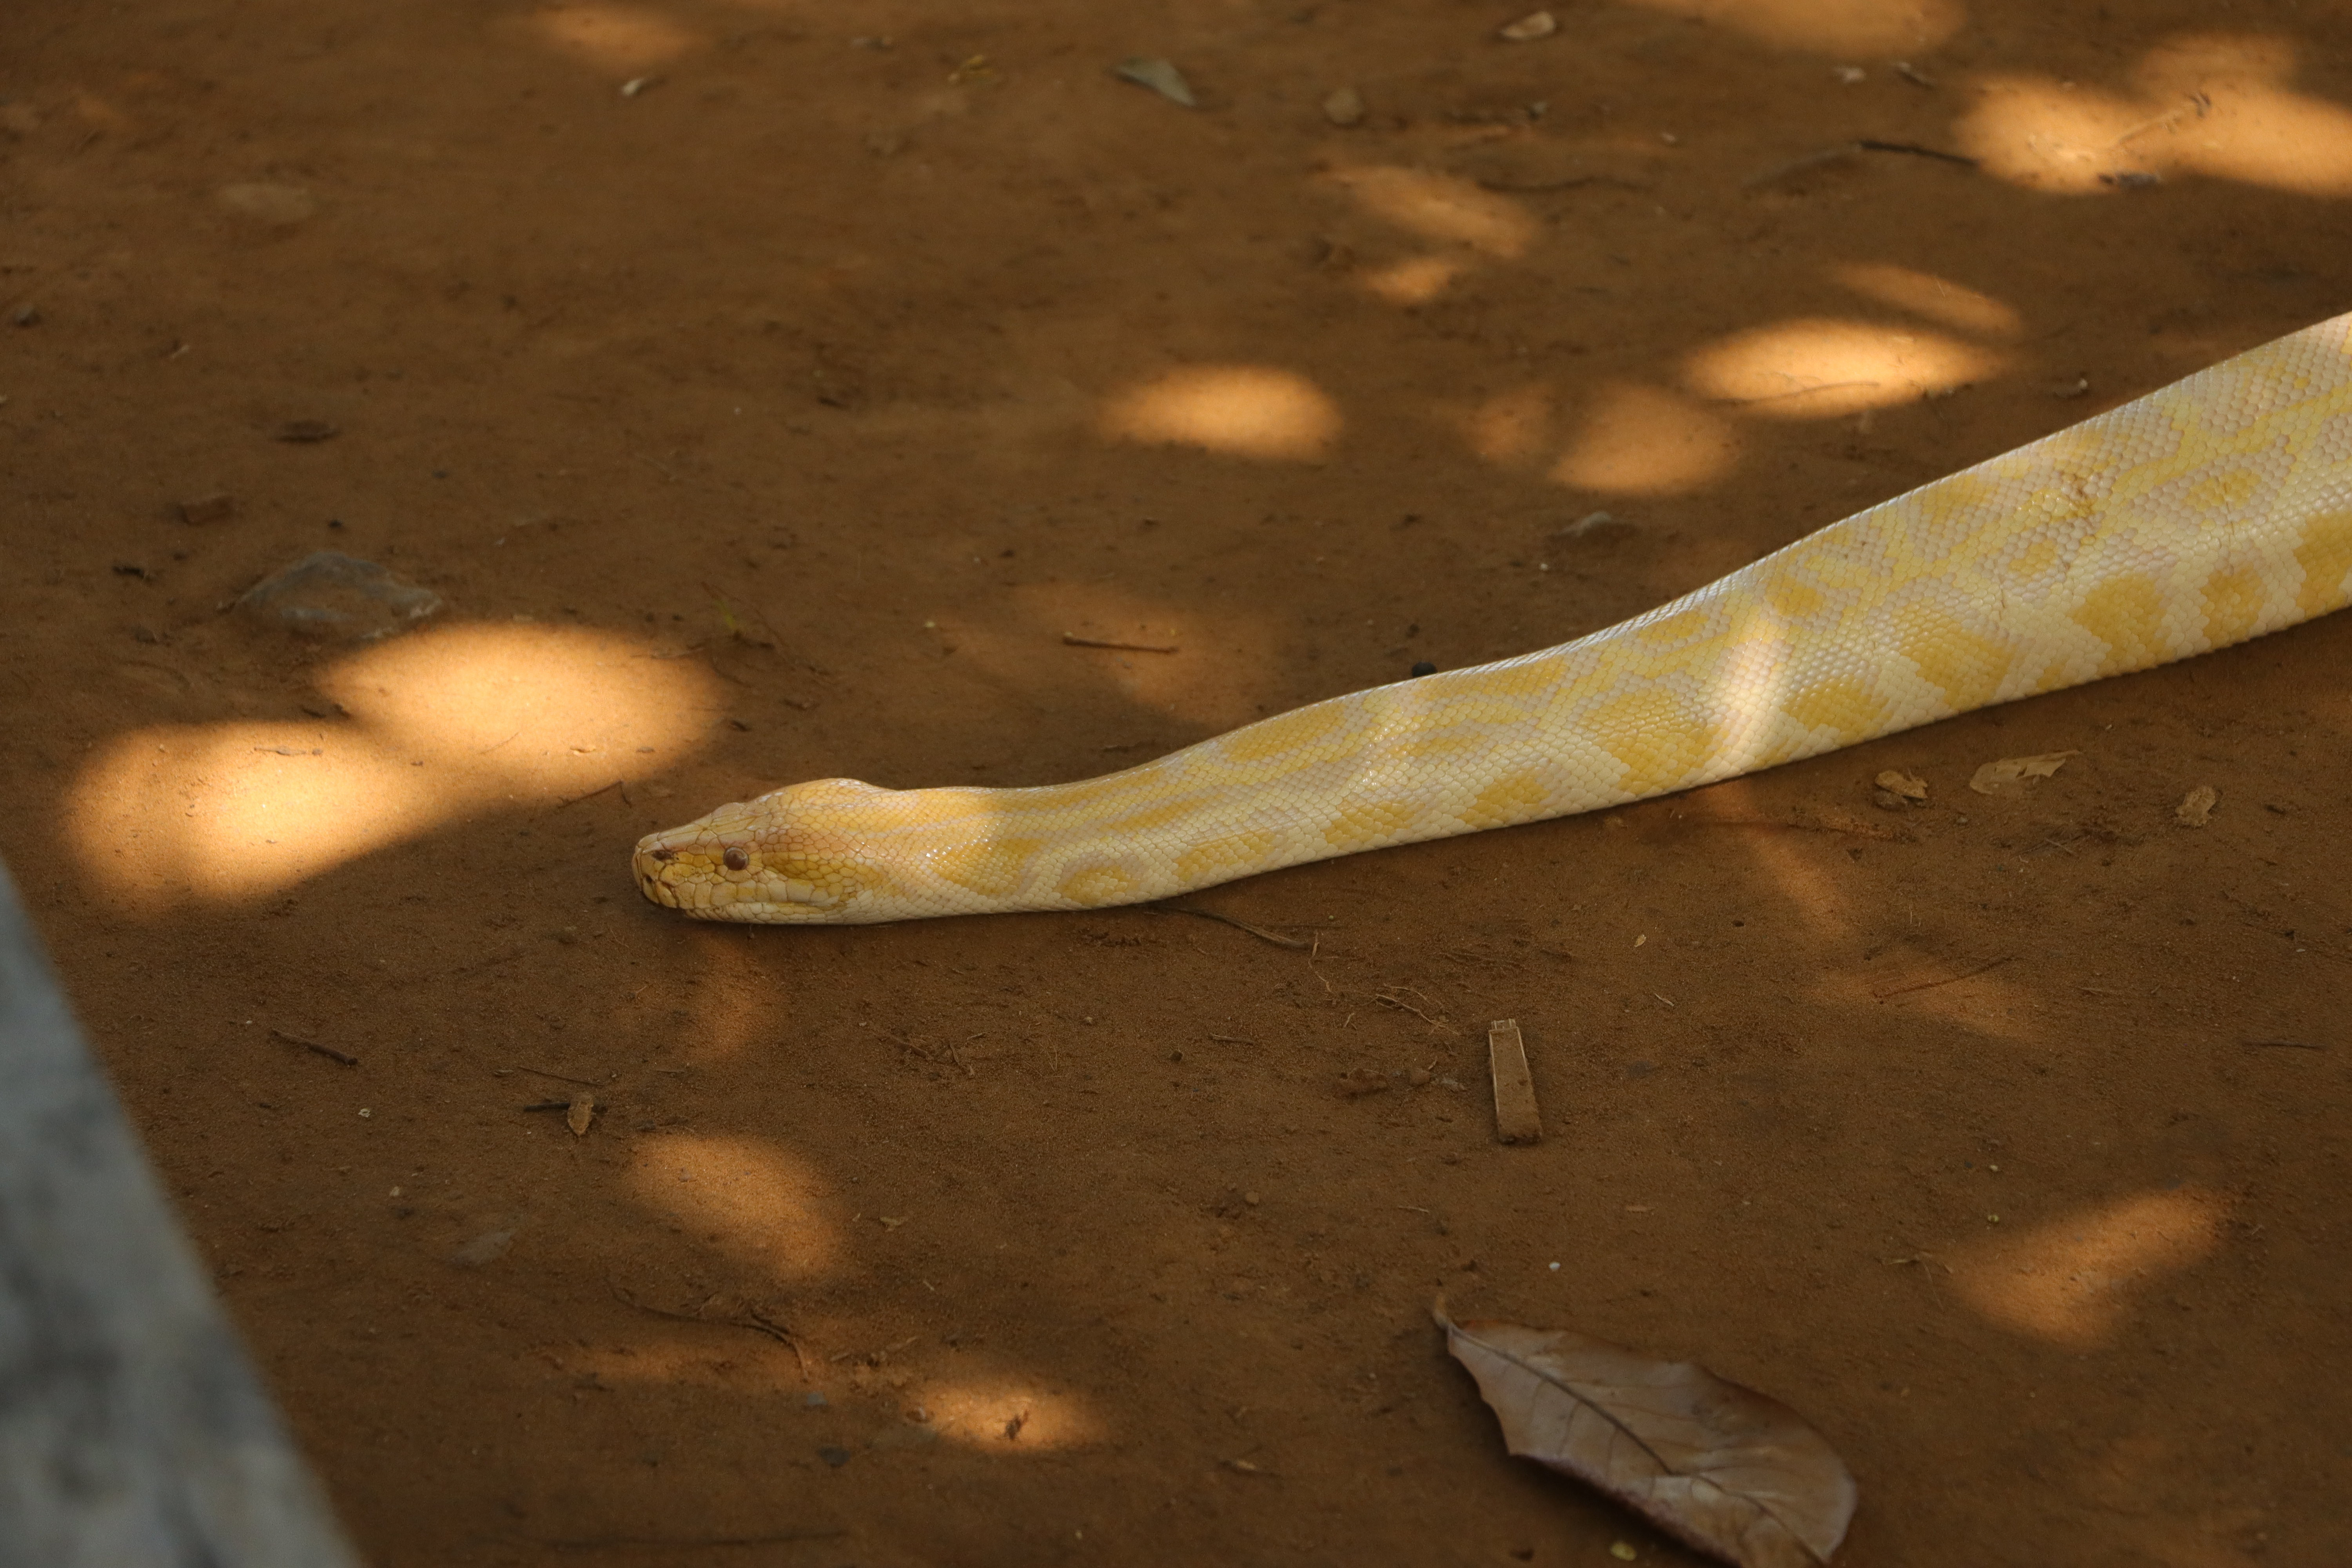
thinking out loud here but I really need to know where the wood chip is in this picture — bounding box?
[1062,632,1178,654]
[1487,1018,1542,1144]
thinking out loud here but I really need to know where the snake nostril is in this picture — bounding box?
[723,846,750,871]
[650,847,676,862]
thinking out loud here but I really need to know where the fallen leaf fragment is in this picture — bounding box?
[1967,751,2078,797]
[565,1093,595,1137]
[1435,1302,1856,1568]
[2174,784,2218,827]
[1499,10,1559,40]
[1873,769,1927,803]
[1113,57,1196,107]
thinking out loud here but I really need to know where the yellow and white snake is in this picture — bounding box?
[635,314,2352,924]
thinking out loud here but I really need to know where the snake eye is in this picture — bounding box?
[723,846,750,871]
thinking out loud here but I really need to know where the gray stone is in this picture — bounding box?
[236,551,441,641]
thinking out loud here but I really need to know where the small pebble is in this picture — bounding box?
[1321,86,1365,127]
[1406,1066,1432,1087]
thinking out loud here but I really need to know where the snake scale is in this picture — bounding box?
[635,313,2352,925]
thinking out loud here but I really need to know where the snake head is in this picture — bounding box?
[632,779,894,923]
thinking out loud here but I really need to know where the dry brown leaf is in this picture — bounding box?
[2174,784,2218,827]
[1436,1303,1856,1568]
[1873,769,1927,802]
[565,1093,595,1137]
[1967,750,2078,796]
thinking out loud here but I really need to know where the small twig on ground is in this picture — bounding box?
[1373,985,1459,1033]
[2107,93,2209,149]
[515,1064,603,1088]
[1308,933,1335,996]
[445,944,526,980]
[269,1027,359,1067]
[1154,903,1312,950]
[1708,379,1883,408]
[548,778,623,813]
[1873,954,2015,1000]
[1855,138,1978,167]
[608,1280,813,1376]
[1473,172,1653,194]
[1744,138,1975,189]
[1062,632,1178,654]
[860,1020,939,1062]
[2245,1038,2326,1051]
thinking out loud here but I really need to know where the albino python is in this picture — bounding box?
[635,314,2352,924]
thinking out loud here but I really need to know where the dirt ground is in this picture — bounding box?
[7,0,2352,1563]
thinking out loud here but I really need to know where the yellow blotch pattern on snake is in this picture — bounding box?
[635,314,2352,924]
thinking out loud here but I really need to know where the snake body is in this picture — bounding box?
[635,314,2352,924]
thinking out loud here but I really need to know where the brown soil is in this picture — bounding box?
[7,1,2352,1563]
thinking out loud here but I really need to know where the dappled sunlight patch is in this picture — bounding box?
[1099,364,1341,461]
[1550,381,1740,494]
[1360,254,1470,306]
[918,1373,1112,1452]
[655,943,796,1063]
[1831,263,2024,340]
[1958,35,2352,197]
[1709,808,1855,942]
[626,1133,843,1281]
[1622,0,1963,57]
[518,2,705,71]
[1454,382,1559,466]
[1324,166,1536,258]
[1684,318,2002,418]
[1952,1188,2229,1347]
[65,623,717,908]
[1957,76,2193,195]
